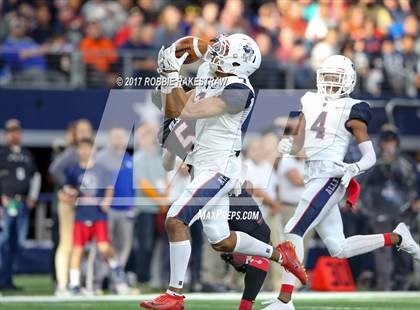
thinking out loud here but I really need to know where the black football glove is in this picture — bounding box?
[158,117,180,148]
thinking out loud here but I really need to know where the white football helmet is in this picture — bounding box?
[203,33,261,78]
[316,55,356,100]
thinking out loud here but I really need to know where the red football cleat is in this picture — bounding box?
[277,240,308,285]
[140,293,185,310]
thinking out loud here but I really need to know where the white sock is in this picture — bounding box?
[69,269,80,288]
[281,233,304,287]
[342,234,386,258]
[233,231,273,258]
[169,240,191,289]
[166,289,183,297]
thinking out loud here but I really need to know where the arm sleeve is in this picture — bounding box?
[158,118,177,147]
[355,140,376,173]
[219,83,254,114]
[345,102,372,133]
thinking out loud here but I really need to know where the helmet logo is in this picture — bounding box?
[242,44,254,63]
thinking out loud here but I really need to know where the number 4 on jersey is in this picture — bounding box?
[310,111,327,139]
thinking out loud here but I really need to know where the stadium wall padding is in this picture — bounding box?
[0,89,109,130]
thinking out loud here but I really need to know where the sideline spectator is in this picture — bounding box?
[0,119,41,290]
[50,119,93,295]
[65,138,128,294]
[133,122,168,284]
[96,127,134,269]
[362,125,417,290]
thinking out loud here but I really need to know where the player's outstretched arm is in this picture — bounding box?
[164,88,192,118]
[180,96,227,119]
[158,43,191,118]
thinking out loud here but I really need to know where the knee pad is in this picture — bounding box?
[324,237,347,258]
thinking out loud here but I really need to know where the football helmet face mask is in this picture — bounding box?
[203,33,261,78]
[316,55,356,100]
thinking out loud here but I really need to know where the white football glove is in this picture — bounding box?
[157,44,188,74]
[157,46,165,74]
[341,163,360,188]
[277,137,293,154]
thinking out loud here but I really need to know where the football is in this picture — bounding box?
[175,36,208,64]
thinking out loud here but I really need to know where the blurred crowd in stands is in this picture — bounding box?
[0,0,419,95]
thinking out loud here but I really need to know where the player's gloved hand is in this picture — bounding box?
[277,137,293,154]
[158,44,188,74]
[341,163,360,188]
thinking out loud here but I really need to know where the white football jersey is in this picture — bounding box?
[185,62,255,179]
[301,91,371,164]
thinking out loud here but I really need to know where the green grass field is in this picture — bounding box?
[1,275,419,310]
[2,298,420,310]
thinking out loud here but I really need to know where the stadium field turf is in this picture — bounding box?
[1,297,420,310]
[1,293,419,310]
[1,276,418,309]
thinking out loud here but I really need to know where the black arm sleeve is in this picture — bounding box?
[158,118,178,147]
[345,101,372,133]
[219,83,254,114]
